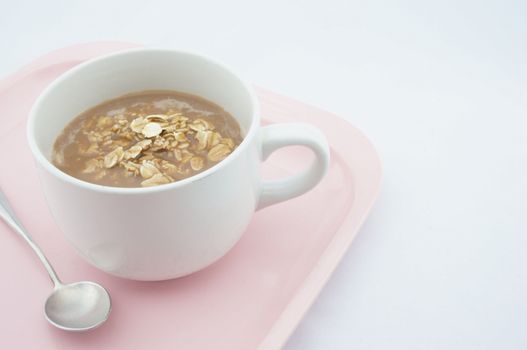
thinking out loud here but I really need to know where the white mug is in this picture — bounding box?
[27,49,330,281]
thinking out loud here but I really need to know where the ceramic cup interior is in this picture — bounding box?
[28,48,259,191]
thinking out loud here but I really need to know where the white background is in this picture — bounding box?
[2,1,527,349]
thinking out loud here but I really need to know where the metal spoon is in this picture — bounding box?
[0,188,111,331]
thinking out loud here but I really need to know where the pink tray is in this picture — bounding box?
[0,43,381,349]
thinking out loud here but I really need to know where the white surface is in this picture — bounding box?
[2,0,527,348]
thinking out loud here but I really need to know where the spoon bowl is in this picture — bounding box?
[44,281,111,331]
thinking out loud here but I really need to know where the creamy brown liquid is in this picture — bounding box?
[52,90,242,187]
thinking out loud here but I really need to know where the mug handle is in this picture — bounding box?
[257,123,331,210]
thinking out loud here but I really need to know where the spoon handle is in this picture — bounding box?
[0,188,61,286]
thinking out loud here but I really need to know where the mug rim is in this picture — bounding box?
[27,48,260,194]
